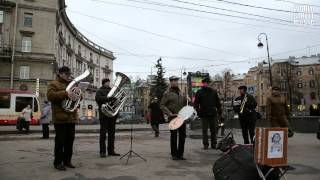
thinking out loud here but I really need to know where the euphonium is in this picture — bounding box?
[101,72,130,117]
[62,70,91,112]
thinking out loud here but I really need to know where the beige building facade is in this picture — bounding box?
[0,0,115,118]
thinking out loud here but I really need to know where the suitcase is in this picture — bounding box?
[213,145,259,180]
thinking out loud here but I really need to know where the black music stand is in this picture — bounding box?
[120,98,147,165]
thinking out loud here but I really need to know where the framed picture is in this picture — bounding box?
[255,127,288,166]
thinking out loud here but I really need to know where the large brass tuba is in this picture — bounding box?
[62,70,91,112]
[101,72,130,117]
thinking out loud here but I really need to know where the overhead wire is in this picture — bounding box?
[68,9,253,59]
[90,0,320,34]
[200,0,320,15]
[93,0,320,30]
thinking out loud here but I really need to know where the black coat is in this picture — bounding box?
[234,94,257,120]
[194,87,221,117]
[149,102,162,124]
[95,86,118,120]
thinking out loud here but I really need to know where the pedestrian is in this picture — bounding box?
[234,85,257,144]
[47,66,78,171]
[194,77,222,149]
[21,104,32,133]
[95,78,120,158]
[266,87,290,128]
[160,76,188,160]
[40,101,51,139]
[149,97,161,137]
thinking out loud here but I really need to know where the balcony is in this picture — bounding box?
[0,46,12,61]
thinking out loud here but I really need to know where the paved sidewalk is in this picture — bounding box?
[0,131,319,180]
[0,124,155,135]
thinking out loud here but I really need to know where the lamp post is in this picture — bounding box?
[286,60,299,113]
[180,66,186,92]
[257,33,272,87]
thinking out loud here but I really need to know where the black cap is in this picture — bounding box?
[238,85,247,91]
[202,77,211,83]
[169,76,179,81]
[58,66,71,75]
[102,78,110,85]
[272,86,280,91]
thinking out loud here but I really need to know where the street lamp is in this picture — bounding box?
[180,66,186,93]
[257,33,272,87]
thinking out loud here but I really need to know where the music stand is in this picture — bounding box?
[120,90,146,165]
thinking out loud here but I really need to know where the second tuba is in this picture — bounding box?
[101,72,130,117]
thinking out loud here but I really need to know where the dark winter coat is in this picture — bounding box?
[95,86,118,120]
[160,87,186,118]
[47,76,78,124]
[266,95,289,127]
[149,102,162,124]
[194,86,221,118]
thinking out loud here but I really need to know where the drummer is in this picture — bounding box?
[160,76,188,160]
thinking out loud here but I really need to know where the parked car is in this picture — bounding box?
[79,116,99,125]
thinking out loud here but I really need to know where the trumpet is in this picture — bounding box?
[239,94,247,114]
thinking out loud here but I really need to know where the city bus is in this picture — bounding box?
[0,89,40,125]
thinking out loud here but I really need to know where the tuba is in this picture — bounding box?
[101,72,130,117]
[62,70,91,112]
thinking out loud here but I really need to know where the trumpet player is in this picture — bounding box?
[47,66,79,171]
[234,85,257,144]
[95,78,120,158]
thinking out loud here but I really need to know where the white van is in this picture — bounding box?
[0,89,40,125]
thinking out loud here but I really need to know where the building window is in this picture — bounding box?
[297,82,303,89]
[90,52,93,61]
[20,66,30,79]
[78,45,81,55]
[23,13,33,27]
[260,83,264,90]
[310,80,315,88]
[308,68,314,75]
[96,69,99,76]
[280,82,287,91]
[21,36,32,52]
[0,10,3,23]
[310,92,316,100]
[296,71,302,76]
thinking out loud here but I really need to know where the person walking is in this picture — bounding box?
[21,104,32,133]
[95,78,120,158]
[149,97,162,137]
[47,66,79,171]
[40,101,51,139]
[194,77,222,149]
[266,87,290,128]
[160,76,188,160]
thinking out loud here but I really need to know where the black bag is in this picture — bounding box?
[213,145,259,180]
[288,128,294,138]
[217,132,236,152]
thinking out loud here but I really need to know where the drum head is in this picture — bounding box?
[168,117,184,130]
[178,106,196,120]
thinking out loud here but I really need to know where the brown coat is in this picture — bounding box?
[47,76,78,124]
[266,95,289,127]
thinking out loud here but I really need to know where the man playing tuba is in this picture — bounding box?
[47,66,79,171]
[95,78,120,158]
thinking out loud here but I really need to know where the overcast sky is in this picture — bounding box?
[66,0,320,79]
